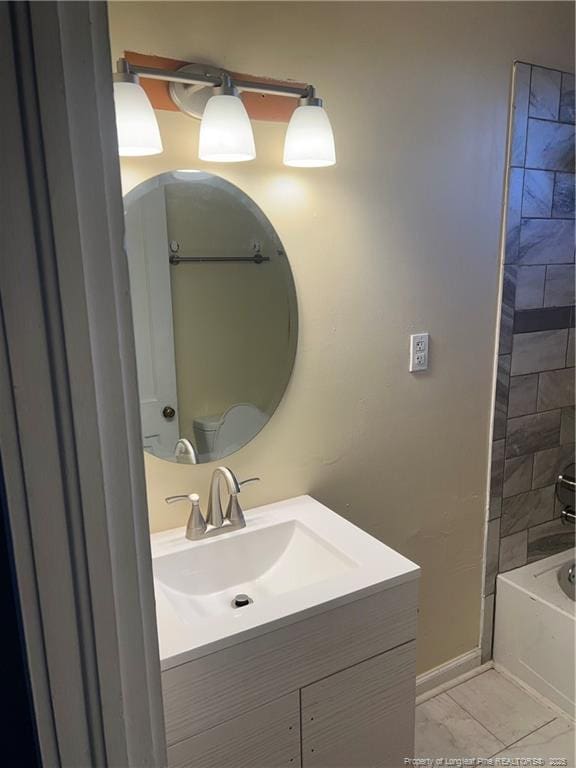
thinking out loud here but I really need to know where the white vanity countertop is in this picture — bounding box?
[151,494,419,670]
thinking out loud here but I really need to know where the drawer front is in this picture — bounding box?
[301,641,416,768]
[163,579,418,744]
[168,692,301,768]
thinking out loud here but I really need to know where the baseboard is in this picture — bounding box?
[416,648,483,701]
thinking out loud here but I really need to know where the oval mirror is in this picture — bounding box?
[124,171,297,464]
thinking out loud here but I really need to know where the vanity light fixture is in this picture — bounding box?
[198,76,256,162]
[113,59,163,156]
[283,88,336,167]
[112,57,335,167]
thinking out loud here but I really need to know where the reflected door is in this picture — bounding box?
[124,186,179,457]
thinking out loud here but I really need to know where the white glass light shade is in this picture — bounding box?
[113,81,163,156]
[199,94,256,162]
[283,105,336,167]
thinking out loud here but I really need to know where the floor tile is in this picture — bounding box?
[415,692,504,759]
[492,717,575,763]
[447,670,555,746]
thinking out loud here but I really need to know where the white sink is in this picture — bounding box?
[154,519,356,620]
[151,495,419,669]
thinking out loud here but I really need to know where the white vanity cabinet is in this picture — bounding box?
[162,578,418,768]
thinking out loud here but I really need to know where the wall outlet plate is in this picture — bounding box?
[409,333,429,372]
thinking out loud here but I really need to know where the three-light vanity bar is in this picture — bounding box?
[113,57,336,166]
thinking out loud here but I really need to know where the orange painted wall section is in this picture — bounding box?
[124,50,303,122]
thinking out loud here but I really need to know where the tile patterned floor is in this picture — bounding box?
[416,669,575,764]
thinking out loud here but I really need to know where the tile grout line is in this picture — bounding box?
[443,672,559,752]
[486,716,560,759]
[443,682,507,748]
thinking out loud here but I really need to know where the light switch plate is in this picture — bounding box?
[409,333,429,372]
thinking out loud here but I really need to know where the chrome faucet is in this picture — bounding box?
[165,466,259,541]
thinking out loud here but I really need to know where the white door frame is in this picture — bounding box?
[0,2,166,765]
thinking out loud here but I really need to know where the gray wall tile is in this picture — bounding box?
[552,172,575,218]
[493,355,511,440]
[559,72,575,124]
[484,518,501,596]
[501,484,554,535]
[499,267,517,354]
[505,170,525,264]
[543,265,575,307]
[515,265,545,309]
[511,64,531,166]
[499,530,528,572]
[567,327,575,367]
[514,306,572,334]
[527,518,575,562]
[517,219,574,266]
[525,119,575,172]
[532,443,575,488]
[529,67,561,120]
[522,169,554,217]
[490,439,505,496]
[508,373,538,417]
[506,409,561,457]
[554,495,564,518]
[503,455,533,498]
[537,367,575,411]
[511,328,568,374]
[510,328,568,376]
[481,594,495,663]
[560,405,575,444]
[489,496,502,521]
[494,64,575,579]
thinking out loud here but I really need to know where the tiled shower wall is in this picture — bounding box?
[482,63,575,660]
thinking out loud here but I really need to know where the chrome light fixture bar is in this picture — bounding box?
[112,58,336,166]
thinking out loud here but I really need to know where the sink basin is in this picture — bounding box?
[154,519,357,620]
[151,495,419,669]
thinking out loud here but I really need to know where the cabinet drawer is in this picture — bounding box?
[301,641,416,768]
[163,579,418,744]
[168,691,301,768]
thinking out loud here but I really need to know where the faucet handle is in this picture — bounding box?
[166,493,197,504]
[239,477,260,488]
[165,493,207,540]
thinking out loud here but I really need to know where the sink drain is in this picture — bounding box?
[232,593,253,608]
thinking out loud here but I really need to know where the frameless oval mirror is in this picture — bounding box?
[124,171,297,464]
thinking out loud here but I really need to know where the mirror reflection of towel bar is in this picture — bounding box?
[169,254,270,264]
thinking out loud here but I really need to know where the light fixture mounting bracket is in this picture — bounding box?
[169,63,226,120]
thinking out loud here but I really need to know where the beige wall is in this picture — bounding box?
[109,1,574,674]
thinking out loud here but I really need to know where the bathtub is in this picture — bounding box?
[493,549,575,718]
